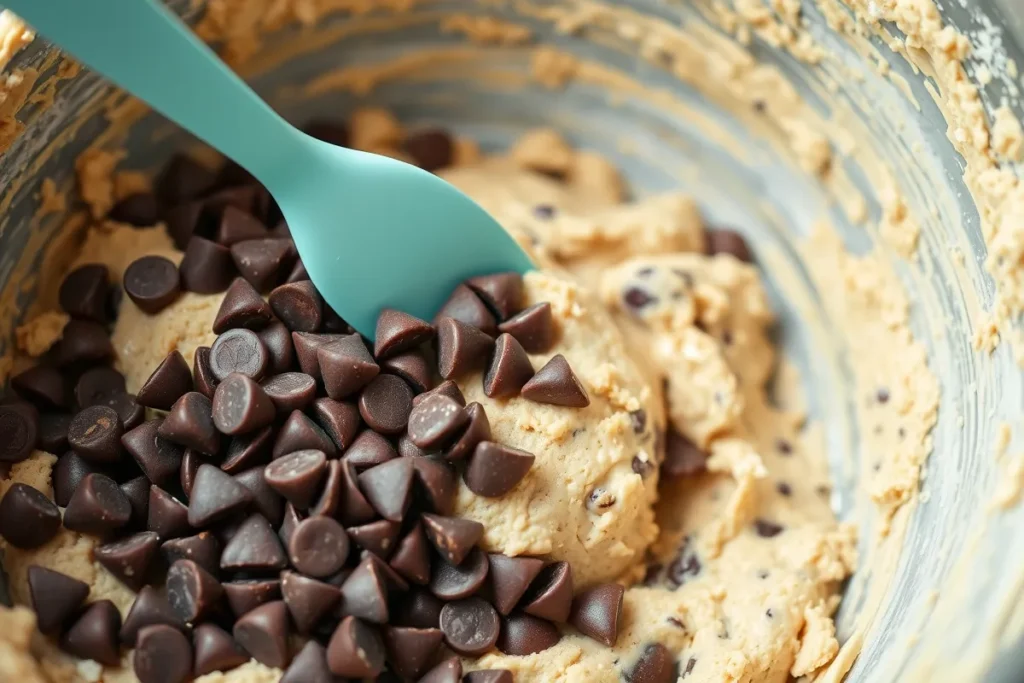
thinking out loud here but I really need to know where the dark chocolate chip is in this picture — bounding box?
[0,482,61,549]
[374,309,435,360]
[166,558,224,623]
[210,328,270,382]
[628,642,677,683]
[440,597,500,656]
[164,201,207,250]
[258,321,295,375]
[521,561,573,622]
[663,430,707,478]
[288,515,350,578]
[497,302,555,354]
[179,236,235,294]
[161,531,221,575]
[344,429,397,469]
[60,599,122,666]
[232,464,285,524]
[487,554,544,616]
[436,317,495,381]
[281,570,342,633]
[408,395,468,453]
[420,657,464,683]
[223,579,281,619]
[158,155,217,204]
[192,347,219,399]
[623,287,656,311]
[110,192,160,227]
[28,566,89,634]
[358,457,414,522]
[326,615,384,678]
[137,351,193,411]
[67,405,123,464]
[148,486,191,540]
[95,531,160,591]
[124,256,181,315]
[212,374,276,435]
[392,588,444,629]
[272,410,336,459]
[405,129,454,171]
[134,624,192,683]
[269,281,323,332]
[221,426,274,474]
[264,449,327,509]
[120,586,184,646]
[181,448,201,497]
[430,547,489,600]
[389,522,431,585]
[347,519,401,559]
[0,402,38,463]
[216,205,268,245]
[753,519,784,538]
[188,463,253,526]
[11,365,68,410]
[464,441,535,497]
[465,670,514,683]
[411,456,459,516]
[213,278,273,334]
[220,513,287,571]
[445,402,491,462]
[63,472,131,535]
[158,392,220,455]
[285,258,308,283]
[231,238,295,293]
[192,622,248,676]
[706,228,753,262]
[339,555,390,623]
[483,333,534,399]
[309,459,345,519]
[59,264,110,322]
[261,372,316,415]
[358,374,414,435]
[569,583,624,646]
[233,600,292,668]
[74,367,126,410]
[521,354,590,407]
[51,320,114,368]
[381,350,434,394]
[466,273,524,321]
[334,459,376,525]
[421,513,483,566]
[37,412,72,453]
[496,612,561,655]
[311,397,362,451]
[383,625,443,679]
[436,284,497,336]
[120,475,151,525]
[292,332,347,381]
[122,419,185,485]
[415,379,466,408]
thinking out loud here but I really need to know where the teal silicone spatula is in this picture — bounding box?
[8,0,532,337]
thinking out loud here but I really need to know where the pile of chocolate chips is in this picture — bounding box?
[0,126,639,683]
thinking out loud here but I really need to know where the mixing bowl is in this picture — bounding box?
[1,0,1022,681]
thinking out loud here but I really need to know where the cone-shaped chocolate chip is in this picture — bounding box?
[318,334,380,399]
[414,379,466,408]
[390,523,431,586]
[158,393,220,455]
[148,486,191,540]
[51,320,114,367]
[430,548,489,600]
[134,624,192,683]
[278,502,302,546]
[285,259,309,284]
[465,670,514,683]
[60,600,122,666]
[210,328,270,382]
[258,321,295,374]
[264,449,326,508]
[161,532,221,575]
[212,374,276,435]
[223,579,281,618]
[382,626,443,679]
[166,558,223,623]
[118,475,150,526]
[188,464,253,526]
[74,367,126,410]
[233,600,291,668]
[287,516,349,578]
[436,284,497,335]
[221,426,274,474]
[399,435,428,458]
[521,561,573,622]
[662,429,707,478]
[281,570,342,633]
[347,519,401,559]
[68,405,123,464]
[180,237,235,294]
[110,192,159,226]
[374,309,435,360]
[381,350,434,394]
[12,365,67,410]
[706,228,753,262]
[192,623,247,676]
[213,278,273,333]
[334,459,375,525]
[281,640,334,683]
[192,347,218,399]
[312,397,362,450]
[221,513,287,571]
[440,597,500,656]
[63,472,131,535]
[137,351,193,411]
[292,332,345,380]
[158,154,217,204]
[122,419,185,485]
[272,410,336,459]
[340,555,390,623]
[436,317,494,381]
[358,458,414,522]
[361,549,409,592]
[269,281,323,332]
[444,402,491,462]
[344,429,397,470]
[405,128,453,171]
[261,373,316,415]
[421,657,463,683]
[59,264,110,322]
[95,531,161,591]
[467,273,524,321]
[120,586,184,646]
[497,302,555,354]
[627,642,677,683]
[0,402,37,464]
[408,394,469,451]
[306,459,342,519]
[164,201,206,250]
[488,554,545,616]
[497,612,561,655]
[464,442,535,498]
[38,412,72,454]
[181,449,200,499]
[217,206,268,245]
[327,616,385,678]
[521,354,590,408]
[0,483,61,549]
[569,583,624,646]
[358,374,414,435]
[28,566,89,634]
[124,256,182,315]
[234,465,284,525]
[392,590,443,631]
[102,392,145,433]
[231,238,295,292]
[483,334,534,399]
[412,456,458,515]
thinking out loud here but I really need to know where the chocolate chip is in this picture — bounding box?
[488,554,544,616]
[214,205,266,244]
[466,273,524,321]
[410,456,457,516]
[223,579,281,618]
[183,445,206,495]
[632,454,653,477]
[421,657,464,683]
[12,366,68,410]
[311,397,362,451]
[753,519,784,538]
[188,463,254,526]
[192,623,247,676]
[521,561,573,622]
[212,278,273,334]
[95,531,160,590]
[776,481,792,496]
[63,472,131,535]
[187,348,217,400]
[67,404,124,464]
[166,558,224,624]
[233,465,284,525]
[161,531,221,575]
[281,640,334,683]
[438,318,497,386]
[339,555,390,623]
[285,258,308,283]
[663,430,707,478]
[344,429,397,469]
[158,155,217,203]
[374,309,435,359]
[445,402,491,462]
[569,583,624,646]
[221,426,274,473]
[356,457,414,522]
[122,419,185,485]
[387,589,441,630]
[221,513,287,571]
[464,439,535,498]
[706,229,753,262]
[286,515,349,577]
[123,256,181,315]
[282,570,342,633]
[231,238,295,293]
[269,281,323,332]
[148,486,191,540]
[292,332,346,381]
[623,287,656,311]
[120,475,151,525]
[439,597,500,656]
[384,522,430,586]
[314,337,378,402]
[27,566,89,634]
[498,302,555,354]
[258,321,296,374]
[628,642,677,683]
[273,410,336,459]
[383,625,443,679]
[430,547,489,600]
[629,409,647,434]
[74,367,127,410]
[326,615,384,678]
[405,129,454,171]
[483,333,534,398]
[59,264,110,322]
[180,236,235,293]
[110,192,161,226]
[265,449,327,508]
[54,326,113,374]
[212,374,276,435]
[0,483,61,549]
[0,402,38,463]
[381,350,434,394]
[348,519,401,558]
[422,513,483,566]
[666,539,701,587]
[164,201,207,250]
[60,599,122,666]
[521,354,590,408]
[233,600,292,668]
[157,392,220,455]
[134,624,193,683]
[415,379,467,408]
[496,612,561,655]
[211,329,270,382]
[120,586,184,646]
[38,412,72,453]
[137,351,194,410]
[356,374,413,435]
[465,670,514,683]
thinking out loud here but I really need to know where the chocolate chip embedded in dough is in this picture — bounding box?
[623,286,656,311]
[94,531,161,591]
[497,302,555,354]
[124,256,182,315]
[466,272,524,321]
[464,670,514,683]
[706,228,753,263]
[483,334,534,399]
[440,597,500,656]
[753,519,785,538]
[487,554,545,616]
[521,561,573,623]
[137,350,194,411]
[192,622,248,677]
[0,483,62,549]
[59,264,110,322]
[662,430,707,478]
[134,624,193,683]
[463,441,535,498]
[496,612,561,656]
[521,354,590,408]
[60,600,123,666]
[627,642,678,683]
[568,583,624,646]
[28,566,89,634]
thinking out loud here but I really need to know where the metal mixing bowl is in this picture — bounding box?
[1,1,1022,680]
